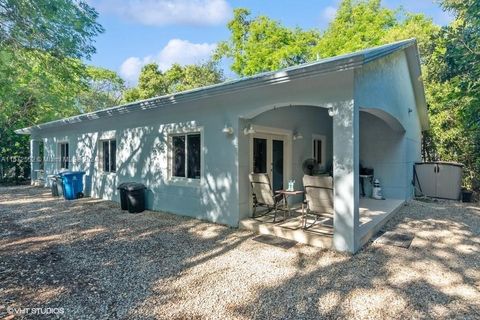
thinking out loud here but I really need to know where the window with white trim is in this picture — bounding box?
[171,133,201,179]
[312,135,326,167]
[59,142,69,169]
[100,139,116,173]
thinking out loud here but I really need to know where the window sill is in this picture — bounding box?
[100,171,116,176]
[167,177,202,188]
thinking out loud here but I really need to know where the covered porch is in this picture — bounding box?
[239,198,404,249]
[237,100,410,253]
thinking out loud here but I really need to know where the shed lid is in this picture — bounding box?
[415,161,464,167]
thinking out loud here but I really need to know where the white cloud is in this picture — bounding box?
[119,57,147,84]
[322,6,337,22]
[92,0,232,26]
[119,39,217,83]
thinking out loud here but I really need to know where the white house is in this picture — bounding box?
[17,39,428,253]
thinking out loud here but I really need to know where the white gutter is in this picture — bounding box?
[16,39,419,135]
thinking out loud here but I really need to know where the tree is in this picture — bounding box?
[0,0,103,182]
[381,13,440,59]
[123,61,224,102]
[166,62,224,92]
[314,0,396,57]
[215,8,320,77]
[0,0,103,59]
[77,66,125,113]
[424,0,480,188]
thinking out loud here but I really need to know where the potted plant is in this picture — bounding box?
[461,188,473,202]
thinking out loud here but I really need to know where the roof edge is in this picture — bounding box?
[16,39,418,135]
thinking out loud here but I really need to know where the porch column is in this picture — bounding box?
[30,139,40,184]
[332,100,360,253]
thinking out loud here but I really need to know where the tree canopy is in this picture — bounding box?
[313,0,396,57]
[123,61,224,102]
[424,0,480,188]
[0,0,103,59]
[0,0,104,181]
[76,66,126,113]
[215,8,320,77]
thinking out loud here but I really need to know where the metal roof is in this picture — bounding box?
[16,39,427,134]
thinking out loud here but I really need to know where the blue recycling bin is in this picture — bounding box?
[61,171,86,200]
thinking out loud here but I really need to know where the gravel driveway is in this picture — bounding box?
[0,186,479,319]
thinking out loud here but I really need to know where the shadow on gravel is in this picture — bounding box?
[231,200,480,319]
[0,186,479,319]
[0,186,250,319]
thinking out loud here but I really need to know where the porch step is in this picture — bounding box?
[240,216,333,249]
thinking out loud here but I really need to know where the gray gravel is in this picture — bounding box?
[0,186,479,319]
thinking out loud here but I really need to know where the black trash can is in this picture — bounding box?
[49,175,59,196]
[55,175,64,197]
[125,183,146,213]
[117,182,129,210]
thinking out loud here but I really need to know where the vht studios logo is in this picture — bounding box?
[4,306,65,315]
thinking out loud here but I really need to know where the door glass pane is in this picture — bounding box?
[103,141,109,172]
[187,134,201,179]
[110,140,116,172]
[272,139,284,191]
[315,139,322,164]
[253,138,267,173]
[172,136,185,177]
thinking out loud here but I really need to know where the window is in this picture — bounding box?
[38,141,45,170]
[312,135,326,167]
[171,133,201,179]
[59,142,69,169]
[101,139,116,173]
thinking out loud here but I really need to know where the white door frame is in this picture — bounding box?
[248,125,293,214]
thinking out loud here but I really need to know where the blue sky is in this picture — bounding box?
[86,0,452,86]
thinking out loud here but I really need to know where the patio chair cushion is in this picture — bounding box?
[249,173,276,206]
[303,175,334,215]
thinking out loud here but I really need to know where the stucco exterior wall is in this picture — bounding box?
[41,104,239,226]
[355,51,423,200]
[36,69,354,227]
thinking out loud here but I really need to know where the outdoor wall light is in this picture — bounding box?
[328,107,338,117]
[243,124,256,135]
[222,125,234,135]
[293,131,303,140]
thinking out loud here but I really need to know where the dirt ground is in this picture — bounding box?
[0,186,479,319]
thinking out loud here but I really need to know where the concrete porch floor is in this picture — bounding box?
[239,198,405,249]
[359,198,405,246]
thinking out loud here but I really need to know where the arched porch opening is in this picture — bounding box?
[359,108,406,199]
[238,104,336,248]
[357,108,408,246]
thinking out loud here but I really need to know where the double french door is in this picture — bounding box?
[252,133,286,191]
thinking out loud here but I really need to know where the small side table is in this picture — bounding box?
[275,190,304,217]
